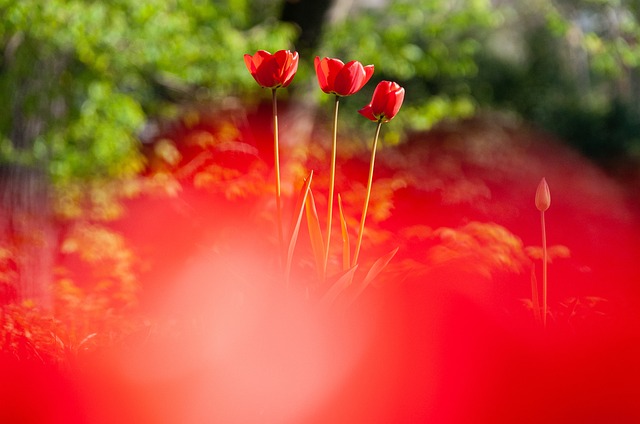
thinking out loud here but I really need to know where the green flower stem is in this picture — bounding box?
[272,88,284,271]
[353,119,383,265]
[323,95,340,277]
[541,209,548,328]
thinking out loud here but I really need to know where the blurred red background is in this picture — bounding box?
[2,104,640,423]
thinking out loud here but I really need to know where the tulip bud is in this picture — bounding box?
[535,177,551,212]
[358,81,405,123]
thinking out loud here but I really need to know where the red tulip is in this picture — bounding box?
[314,57,374,96]
[244,49,299,89]
[358,81,405,122]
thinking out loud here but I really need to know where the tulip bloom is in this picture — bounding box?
[358,81,405,123]
[314,57,374,96]
[244,49,298,272]
[353,81,405,265]
[244,50,299,89]
[313,57,373,276]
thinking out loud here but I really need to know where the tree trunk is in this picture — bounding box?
[281,0,334,56]
[0,35,61,308]
[0,163,55,307]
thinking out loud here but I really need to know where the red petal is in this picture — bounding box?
[315,57,345,94]
[334,61,365,96]
[384,86,405,121]
[362,64,375,86]
[252,50,272,67]
[358,104,378,122]
[255,56,280,88]
[370,81,392,115]
[314,57,330,92]
[281,51,299,87]
[244,54,255,74]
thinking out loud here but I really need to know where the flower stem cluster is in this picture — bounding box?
[244,49,405,285]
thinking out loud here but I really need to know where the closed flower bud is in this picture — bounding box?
[535,177,551,212]
[358,81,405,123]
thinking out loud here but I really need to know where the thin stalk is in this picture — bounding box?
[323,95,340,277]
[541,210,548,328]
[530,266,541,325]
[353,120,383,265]
[272,88,284,271]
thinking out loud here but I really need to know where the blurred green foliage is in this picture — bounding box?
[0,0,296,186]
[317,0,498,136]
[2,0,640,190]
[467,0,640,167]
[318,0,640,166]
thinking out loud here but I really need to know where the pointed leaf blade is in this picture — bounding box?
[531,265,542,324]
[285,170,313,286]
[319,265,358,307]
[305,188,325,281]
[346,247,399,307]
[338,193,351,271]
